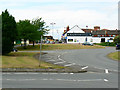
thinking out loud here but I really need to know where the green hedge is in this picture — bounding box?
[95,42,116,46]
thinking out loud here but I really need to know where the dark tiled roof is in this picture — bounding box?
[92,30,120,35]
[82,29,93,33]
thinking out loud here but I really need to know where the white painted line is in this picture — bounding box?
[42,78,48,80]
[6,79,16,81]
[104,79,108,82]
[60,73,68,74]
[105,69,109,74]
[14,73,28,74]
[14,73,39,74]
[54,61,66,64]
[77,79,103,82]
[58,55,60,58]
[70,73,74,74]
[23,79,35,81]
[3,73,40,75]
[2,73,11,74]
[5,78,108,82]
[58,58,63,60]
[81,66,88,70]
[49,73,58,74]
[42,73,49,74]
[46,60,55,62]
[64,63,76,67]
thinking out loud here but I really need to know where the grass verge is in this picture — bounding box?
[2,52,65,69]
[17,44,105,51]
[107,51,120,61]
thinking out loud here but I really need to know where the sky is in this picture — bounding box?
[0,0,119,39]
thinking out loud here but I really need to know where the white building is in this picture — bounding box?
[62,25,120,43]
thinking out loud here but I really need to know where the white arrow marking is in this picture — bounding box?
[105,69,109,74]
[104,79,109,82]
[81,66,88,70]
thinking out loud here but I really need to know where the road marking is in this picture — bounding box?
[14,73,28,74]
[58,58,63,60]
[6,79,16,81]
[42,78,48,80]
[64,63,76,67]
[105,69,109,74]
[54,61,66,64]
[46,60,55,62]
[60,73,68,74]
[24,79,36,81]
[70,73,74,74]
[4,78,108,82]
[77,79,103,82]
[49,73,58,74]
[81,66,88,70]
[58,55,60,58]
[104,79,108,82]
[2,73,11,74]
[42,73,49,74]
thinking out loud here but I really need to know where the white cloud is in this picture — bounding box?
[0,0,119,2]
[0,0,118,39]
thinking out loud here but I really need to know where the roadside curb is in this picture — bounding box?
[2,68,87,73]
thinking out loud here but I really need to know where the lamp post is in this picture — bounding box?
[57,30,59,40]
[50,22,56,38]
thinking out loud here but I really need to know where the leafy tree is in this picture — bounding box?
[31,17,49,46]
[2,9,17,55]
[114,35,120,44]
[17,20,40,48]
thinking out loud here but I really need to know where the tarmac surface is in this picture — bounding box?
[2,47,119,88]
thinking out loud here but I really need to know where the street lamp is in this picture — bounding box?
[57,30,59,40]
[50,22,56,38]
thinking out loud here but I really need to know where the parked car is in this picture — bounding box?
[116,43,120,50]
[82,42,93,46]
[52,41,55,44]
[12,48,18,52]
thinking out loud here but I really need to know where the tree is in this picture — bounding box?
[2,9,17,55]
[17,20,40,48]
[31,17,49,46]
[114,35,120,44]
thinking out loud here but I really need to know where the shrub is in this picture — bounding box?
[96,42,116,46]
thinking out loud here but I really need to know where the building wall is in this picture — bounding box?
[67,36,114,43]
[67,36,92,43]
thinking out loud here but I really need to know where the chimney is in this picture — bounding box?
[66,26,69,31]
[94,26,100,31]
[64,30,66,33]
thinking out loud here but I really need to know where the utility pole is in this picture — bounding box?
[39,35,42,67]
[37,28,43,67]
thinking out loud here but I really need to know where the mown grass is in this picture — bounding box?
[107,51,120,61]
[2,52,65,69]
[17,44,105,51]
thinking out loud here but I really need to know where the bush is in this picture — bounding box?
[2,37,13,55]
[96,42,116,46]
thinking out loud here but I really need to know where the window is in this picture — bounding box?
[68,39,73,42]
[101,38,105,42]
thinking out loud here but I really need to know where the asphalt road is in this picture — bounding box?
[2,47,118,88]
